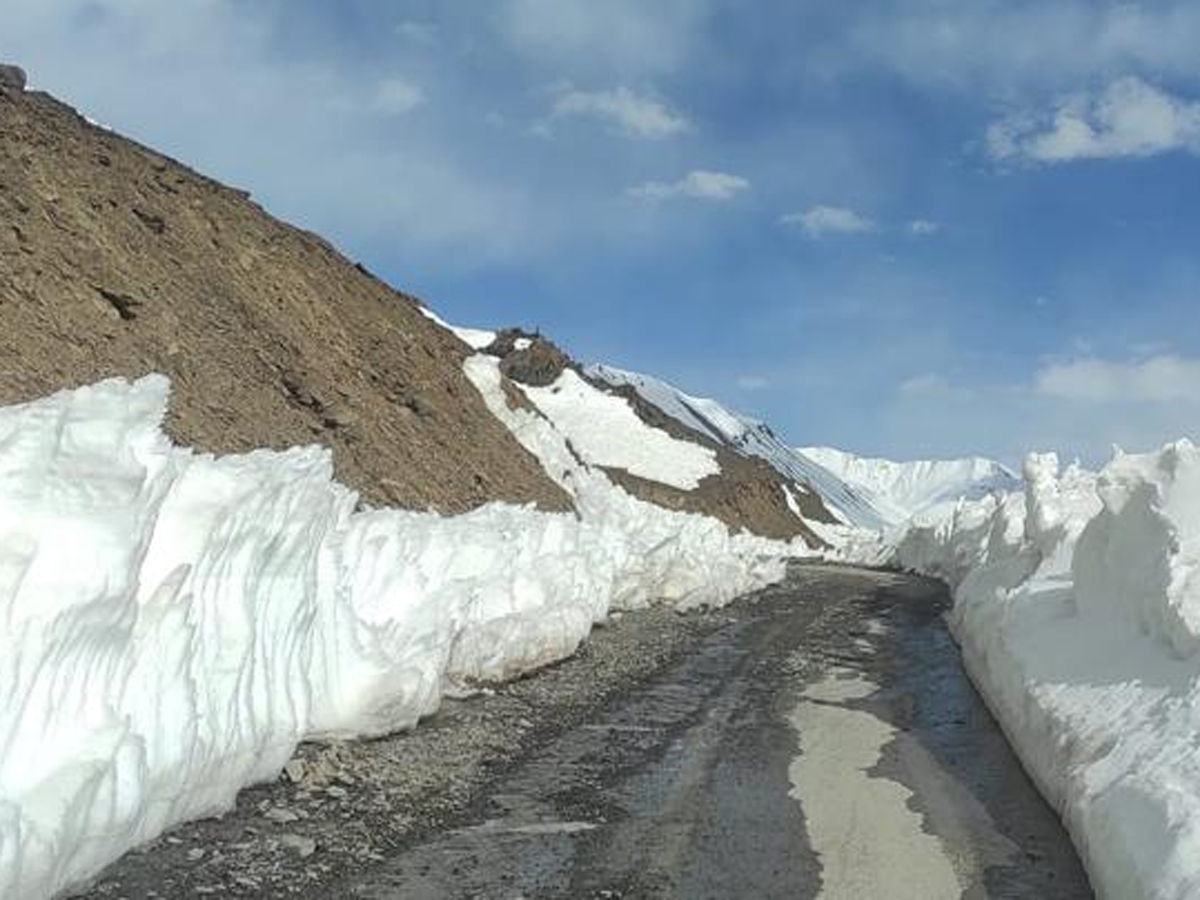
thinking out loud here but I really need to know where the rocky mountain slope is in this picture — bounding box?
[472,332,841,546]
[0,68,863,542]
[0,67,567,515]
[587,364,884,530]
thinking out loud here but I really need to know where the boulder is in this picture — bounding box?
[0,64,27,91]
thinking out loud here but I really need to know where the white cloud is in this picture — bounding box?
[781,205,876,238]
[736,375,770,391]
[371,77,426,115]
[629,170,750,201]
[551,86,689,139]
[908,219,941,235]
[987,77,1200,163]
[1036,354,1200,403]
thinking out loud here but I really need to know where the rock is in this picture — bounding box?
[93,285,143,321]
[132,206,166,234]
[400,391,436,419]
[500,341,570,387]
[321,401,357,429]
[186,848,205,862]
[0,65,27,91]
[279,834,317,858]
[282,759,306,783]
[263,807,300,824]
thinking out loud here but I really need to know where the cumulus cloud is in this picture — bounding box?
[781,205,876,238]
[1036,354,1200,402]
[908,219,940,235]
[629,170,750,201]
[551,86,689,139]
[987,77,1200,163]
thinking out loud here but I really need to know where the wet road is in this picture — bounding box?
[338,564,1093,899]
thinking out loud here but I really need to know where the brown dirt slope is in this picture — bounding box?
[0,76,570,513]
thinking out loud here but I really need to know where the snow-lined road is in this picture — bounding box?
[83,564,1090,898]
[339,564,1091,899]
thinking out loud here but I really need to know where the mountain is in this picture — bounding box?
[0,70,883,898]
[587,365,886,530]
[800,446,1021,526]
[0,68,567,516]
[0,69,869,546]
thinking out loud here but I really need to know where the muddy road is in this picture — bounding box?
[84,564,1090,899]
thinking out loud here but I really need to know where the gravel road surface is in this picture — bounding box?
[82,563,1091,899]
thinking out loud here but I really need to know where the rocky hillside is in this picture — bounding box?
[479,331,841,547]
[0,66,568,514]
[0,68,861,542]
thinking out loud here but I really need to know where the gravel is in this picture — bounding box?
[76,580,785,898]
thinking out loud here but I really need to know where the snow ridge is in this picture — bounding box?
[0,372,791,899]
[801,445,1020,526]
[887,443,1200,900]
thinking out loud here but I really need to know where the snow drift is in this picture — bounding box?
[0,371,790,899]
[890,442,1200,900]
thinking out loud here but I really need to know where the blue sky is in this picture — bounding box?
[7,1,1200,467]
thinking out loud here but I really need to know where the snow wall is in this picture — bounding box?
[891,442,1200,900]
[0,363,792,898]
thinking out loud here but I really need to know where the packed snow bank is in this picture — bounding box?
[0,374,789,899]
[587,364,884,528]
[890,443,1200,899]
[802,445,1020,526]
[520,368,720,490]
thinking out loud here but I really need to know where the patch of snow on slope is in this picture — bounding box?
[0,374,790,899]
[802,446,1020,526]
[521,368,720,491]
[888,443,1200,900]
[587,364,884,529]
[416,304,496,350]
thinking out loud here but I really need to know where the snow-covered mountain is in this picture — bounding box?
[587,364,886,530]
[799,446,1020,526]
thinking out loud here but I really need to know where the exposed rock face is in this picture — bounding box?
[0,83,571,514]
[0,64,26,92]
[486,328,571,387]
